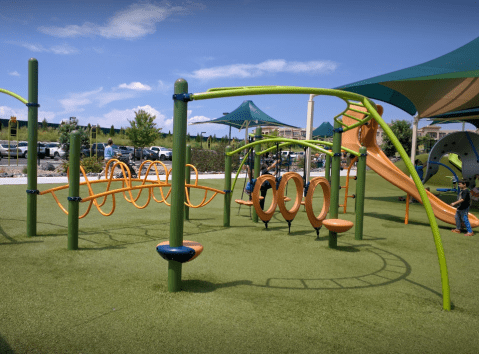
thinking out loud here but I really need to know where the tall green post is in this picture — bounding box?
[324,155,331,183]
[68,131,81,250]
[184,145,191,221]
[224,146,232,227]
[27,58,39,237]
[355,146,367,240]
[252,127,262,223]
[168,79,188,292]
[329,121,342,248]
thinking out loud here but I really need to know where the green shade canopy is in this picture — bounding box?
[190,100,299,130]
[312,121,333,138]
[337,37,479,120]
[429,108,479,128]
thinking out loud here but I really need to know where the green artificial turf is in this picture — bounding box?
[1,172,479,353]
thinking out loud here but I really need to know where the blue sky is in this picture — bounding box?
[1,0,478,139]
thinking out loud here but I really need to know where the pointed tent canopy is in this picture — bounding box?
[336,37,479,120]
[190,100,299,130]
[312,121,333,138]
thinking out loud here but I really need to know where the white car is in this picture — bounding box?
[17,141,28,157]
[150,146,172,160]
[15,141,49,159]
[46,142,67,159]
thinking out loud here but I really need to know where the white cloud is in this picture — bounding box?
[59,87,103,114]
[0,106,56,123]
[97,91,137,107]
[119,82,152,91]
[7,41,79,55]
[8,71,20,76]
[187,59,338,80]
[38,3,191,40]
[0,106,26,121]
[188,115,211,124]
[91,105,167,129]
[157,80,171,93]
[50,44,79,55]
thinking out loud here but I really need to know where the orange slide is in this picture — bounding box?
[341,105,479,228]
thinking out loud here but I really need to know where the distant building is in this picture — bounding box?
[261,126,307,140]
[375,124,478,148]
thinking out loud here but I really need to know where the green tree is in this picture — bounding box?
[41,118,48,130]
[126,109,161,159]
[381,119,412,157]
[110,125,115,137]
[417,135,436,153]
[58,117,89,152]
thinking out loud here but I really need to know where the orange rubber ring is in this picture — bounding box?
[252,174,278,223]
[304,177,331,229]
[277,172,303,221]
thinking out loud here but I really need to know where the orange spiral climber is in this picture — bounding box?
[39,159,225,218]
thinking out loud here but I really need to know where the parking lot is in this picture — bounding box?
[0,156,172,167]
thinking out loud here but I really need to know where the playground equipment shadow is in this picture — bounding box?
[0,173,478,353]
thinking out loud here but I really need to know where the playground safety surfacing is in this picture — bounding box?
[1,174,479,353]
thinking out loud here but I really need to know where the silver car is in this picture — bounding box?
[0,144,20,158]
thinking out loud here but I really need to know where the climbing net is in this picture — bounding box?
[39,159,225,218]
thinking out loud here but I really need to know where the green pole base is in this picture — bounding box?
[328,231,338,248]
[168,260,182,292]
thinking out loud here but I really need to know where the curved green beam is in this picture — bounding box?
[192,84,450,311]
[363,99,451,311]
[192,86,376,132]
[0,88,28,104]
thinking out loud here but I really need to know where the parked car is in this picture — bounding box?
[17,141,28,157]
[81,143,106,158]
[46,142,67,159]
[9,142,48,159]
[0,144,20,158]
[150,146,172,160]
[118,146,134,160]
[134,148,158,161]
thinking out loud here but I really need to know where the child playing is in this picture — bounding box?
[451,179,474,236]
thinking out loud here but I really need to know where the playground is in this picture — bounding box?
[1,171,479,353]
[2,51,479,352]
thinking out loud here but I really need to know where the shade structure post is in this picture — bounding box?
[410,114,419,169]
[168,79,189,292]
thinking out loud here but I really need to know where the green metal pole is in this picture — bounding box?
[168,79,188,292]
[27,58,38,237]
[252,127,262,223]
[224,146,232,227]
[355,146,367,240]
[184,144,191,221]
[329,121,342,248]
[68,131,81,250]
[324,154,331,183]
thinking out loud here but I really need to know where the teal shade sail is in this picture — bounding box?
[312,121,334,138]
[190,100,299,130]
[337,37,479,119]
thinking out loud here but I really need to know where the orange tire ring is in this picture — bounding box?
[304,177,331,235]
[277,172,304,232]
[252,174,278,226]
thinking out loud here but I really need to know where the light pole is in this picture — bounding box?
[200,131,206,148]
